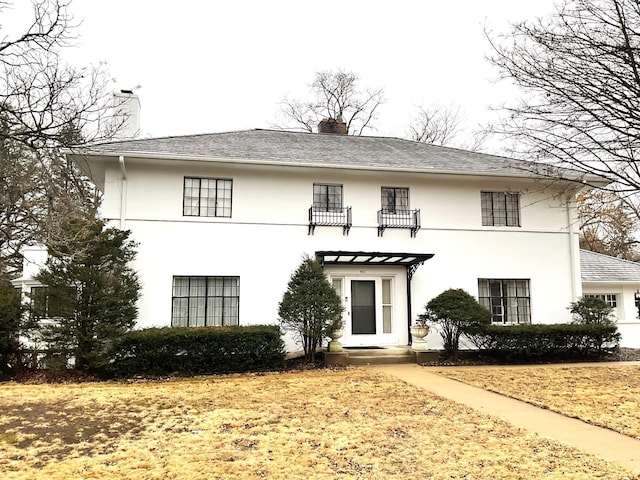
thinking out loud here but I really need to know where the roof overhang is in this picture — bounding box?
[316,251,434,280]
[63,148,606,183]
[316,251,434,266]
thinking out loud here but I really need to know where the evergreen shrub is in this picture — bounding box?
[107,325,286,378]
[419,288,491,360]
[0,279,24,377]
[466,323,620,360]
[278,256,343,363]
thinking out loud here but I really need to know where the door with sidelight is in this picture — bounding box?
[332,276,396,346]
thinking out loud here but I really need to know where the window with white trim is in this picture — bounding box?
[481,191,520,226]
[183,177,232,217]
[171,276,239,326]
[585,294,617,308]
[331,278,344,298]
[478,279,531,324]
[382,278,393,334]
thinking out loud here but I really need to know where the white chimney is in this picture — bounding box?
[112,89,141,140]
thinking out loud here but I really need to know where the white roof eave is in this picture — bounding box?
[65,149,605,183]
[582,280,640,285]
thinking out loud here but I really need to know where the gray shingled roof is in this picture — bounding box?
[580,249,640,282]
[79,129,596,180]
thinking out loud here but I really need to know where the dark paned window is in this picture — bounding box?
[313,184,343,212]
[478,279,531,324]
[381,187,409,213]
[481,191,520,226]
[183,177,232,217]
[30,286,75,319]
[171,276,239,326]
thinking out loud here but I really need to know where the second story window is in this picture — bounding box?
[378,187,419,237]
[481,191,520,227]
[183,177,232,217]
[309,184,351,235]
[313,184,343,212]
[381,187,409,214]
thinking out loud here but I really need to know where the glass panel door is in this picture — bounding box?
[351,280,376,334]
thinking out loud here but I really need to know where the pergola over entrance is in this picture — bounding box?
[315,251,435,345]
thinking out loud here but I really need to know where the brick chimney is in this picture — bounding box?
[317,116,347,134]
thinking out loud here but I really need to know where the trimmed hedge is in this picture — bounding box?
[107,325,286,377]
[466,323,620,361]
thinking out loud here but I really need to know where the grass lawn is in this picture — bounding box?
[0,367,637,480]
[434,364,640,438]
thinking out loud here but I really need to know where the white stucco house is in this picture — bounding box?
[12,102,640,349]
[580,250,640,347]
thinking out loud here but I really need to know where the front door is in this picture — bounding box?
[351,280,376,334]
[337,276,396,346]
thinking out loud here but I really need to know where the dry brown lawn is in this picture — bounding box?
[434,364,640,439]
[0,367,637,480]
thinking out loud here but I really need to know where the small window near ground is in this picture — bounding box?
[30,286,75,319]
[171,276,239,326]
[481,191,520,227]
[478,279,531,324]
[585,294,617,308]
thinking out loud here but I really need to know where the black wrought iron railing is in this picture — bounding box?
[377,209,420,237]
[308,206,352,235]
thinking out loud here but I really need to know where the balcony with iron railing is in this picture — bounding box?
[377,209,420,237]
[308,206,352,235]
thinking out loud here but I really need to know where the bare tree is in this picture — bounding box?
[578,190,640,260]
[0,136,40,277]
[1,1,115,149]
[0,0,113,277]
[408,105,462,145]
[277,70,384,135]
[486,0,640,194]
[407,104,490,151]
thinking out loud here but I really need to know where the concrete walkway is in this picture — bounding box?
[372,363,640,474]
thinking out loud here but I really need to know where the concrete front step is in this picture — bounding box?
[324,346,438,366]
[348,354,414,365]
[345,346,411,355]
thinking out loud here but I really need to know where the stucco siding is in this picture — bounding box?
[582,283,640,348]
[93,156,582,350]
[102,158,576,231]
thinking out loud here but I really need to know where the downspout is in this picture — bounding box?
[119,155,127,229]
[406,268,413,346]
[566,194,578,300]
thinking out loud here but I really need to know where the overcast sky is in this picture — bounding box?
[9,0,557,149]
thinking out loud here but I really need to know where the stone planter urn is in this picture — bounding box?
[328,327,344,352]
[410,325,430,351]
